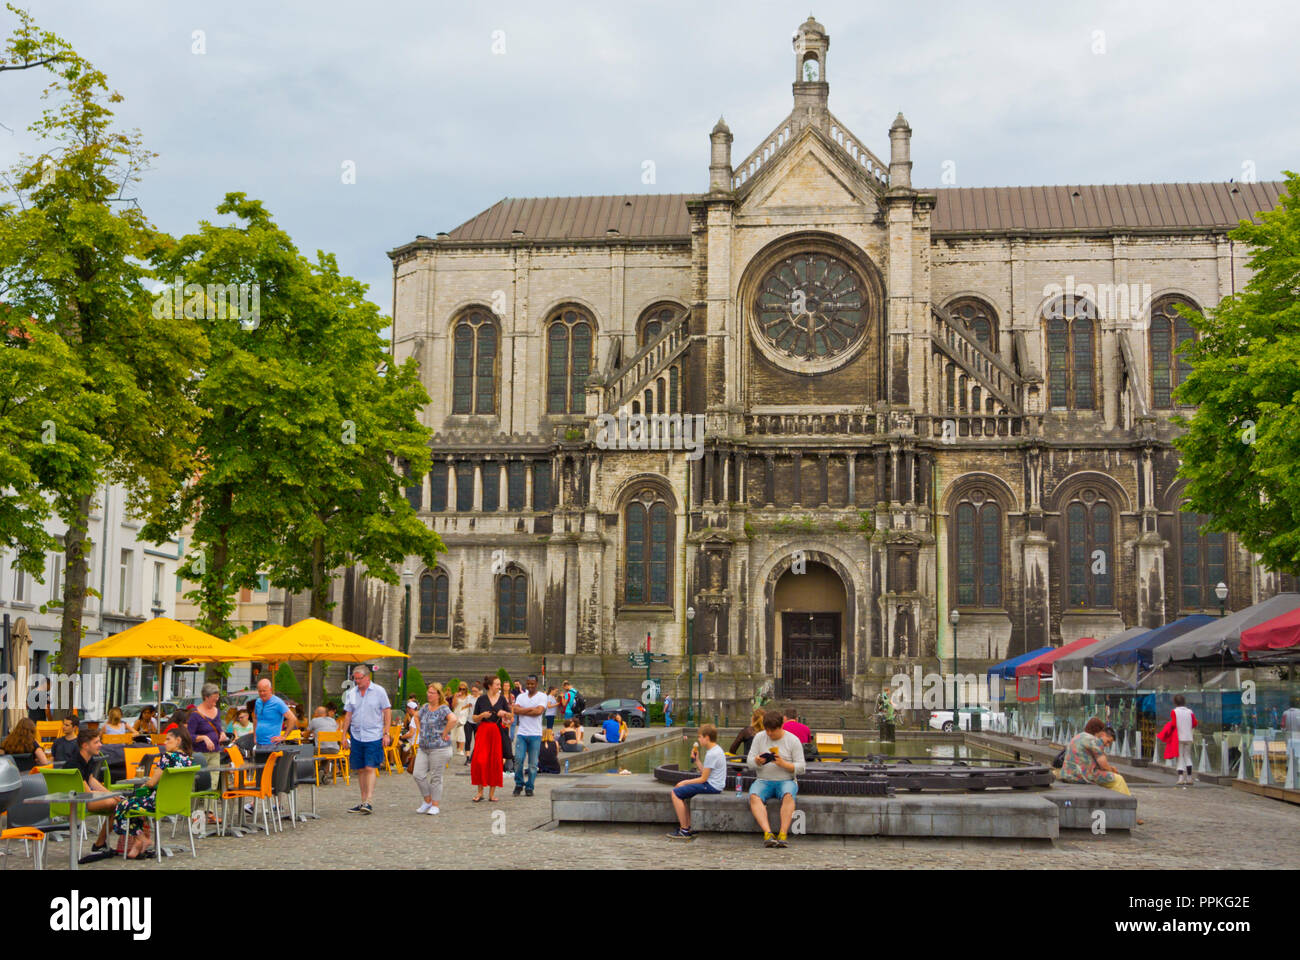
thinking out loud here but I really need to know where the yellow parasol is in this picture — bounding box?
[240,617,407,714]
[78,617,256,718]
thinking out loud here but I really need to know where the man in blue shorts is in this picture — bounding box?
[667,724,725,840]
[340,665,392,815]
[746,709,806,848]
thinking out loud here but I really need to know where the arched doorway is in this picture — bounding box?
[772,561,848,699]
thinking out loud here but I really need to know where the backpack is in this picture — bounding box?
[573,694,586,715]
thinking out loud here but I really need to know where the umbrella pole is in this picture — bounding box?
[308,662,314,717]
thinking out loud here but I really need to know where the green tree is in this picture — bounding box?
[0,314,110,588]
[0,4,70,74]
[1175,171,1300,575]
[0,17,205,673]
[273,661,304,702]
[255,248,445,618]
[404,664,426,698]
[497,667,511,688]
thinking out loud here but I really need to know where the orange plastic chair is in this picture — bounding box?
[100,733,134,746]
[123,747,160,780]
[148,733,169,746]
[222,744,259,791]
[312,731,348,786]
[1,827,46,870]
[220,751,281,836]
[35,721,62,750]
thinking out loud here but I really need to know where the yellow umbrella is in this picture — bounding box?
[238,623,287,653]
[78,617,256,718]
[245,617,407,713]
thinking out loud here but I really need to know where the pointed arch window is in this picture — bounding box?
[1179,511,1226,610]
[546,308,594,414]
[420,570,448,635]
[497,565,528,635]
[1045,296,1096,410]
[624,489,673,606]
[637,303,684,347]
[954,489,1002,608]
[451,310,498,414]
[1150,296,1198,409]
[1065,488,1114,608]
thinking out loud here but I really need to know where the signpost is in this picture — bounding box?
[629,649,670,708]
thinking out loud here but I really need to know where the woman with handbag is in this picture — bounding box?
[470,675,512,802]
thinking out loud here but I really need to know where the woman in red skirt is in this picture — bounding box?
[470,675,512,801]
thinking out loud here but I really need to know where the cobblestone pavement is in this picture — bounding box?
[6,763,1298,870]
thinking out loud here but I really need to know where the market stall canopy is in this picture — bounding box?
[1055,627,1147,668]
[1152,593,1300,667]
[1239,605,1300,658]
[78,618,255,662]
[986,646,1054,680]
[1014,636,1098,679]
[1086,615,1216,670]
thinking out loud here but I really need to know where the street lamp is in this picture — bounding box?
[686,606,696,725]
[949,608,961,730]
[1215,582,1228,618]
[400,567,413,701]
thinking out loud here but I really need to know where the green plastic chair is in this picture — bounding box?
[40,767,88,859]
[136,767,199,862]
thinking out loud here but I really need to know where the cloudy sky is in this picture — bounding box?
[4,1,1297,318]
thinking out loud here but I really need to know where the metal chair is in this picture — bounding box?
[4,774,69,867]
[0,757,44,870]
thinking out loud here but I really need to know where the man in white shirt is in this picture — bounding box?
[512,675,548,797]
[747,710,807,848]
[340,665,392,814]
[1172,694,1198,786]
[667,724,726,840]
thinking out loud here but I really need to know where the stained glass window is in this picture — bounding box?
[481,462,499,512]
[507,462,526,511]
[948,298,998,352]
[624,492,672,606]
[1066,491,1113,608]
[532,461,552,511]
[455,461,474,513]
[625,504,645,605]
[1045,297,1096,410]
[1151,297,1198,408]
[428,463,447,512]
[955,497,1001,608]
[1180,511,1226,609]
[451,311,497,414]
[498,569,527,634]
[546,309,594,414]
[756,252,866,361]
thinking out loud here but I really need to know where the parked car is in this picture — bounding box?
[929,706,1005,733]
[118,700,180,724]
[579,698,647,728]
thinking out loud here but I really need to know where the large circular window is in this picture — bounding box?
[754,252,867,371]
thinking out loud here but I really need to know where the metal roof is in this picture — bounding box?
[435,182,1283,244]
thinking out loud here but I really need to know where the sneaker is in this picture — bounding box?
[348,803,367,814]
[360,802,373,815]
[513,785,523,797]
[667,828,696,841]
[776,832,788,848]
[244,803,254,815]
[416,802,431,814]
[427,805,440,815]
[763,831,778,848]
[526,788,534,797]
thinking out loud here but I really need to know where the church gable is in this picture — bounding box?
[738,127,882,216]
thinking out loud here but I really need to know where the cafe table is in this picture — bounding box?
[22,783,136,871]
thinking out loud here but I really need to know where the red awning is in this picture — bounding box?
[1239,607,1300,656]
[1014,636,1098,679]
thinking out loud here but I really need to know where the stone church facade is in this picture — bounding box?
[380,17,1287,714]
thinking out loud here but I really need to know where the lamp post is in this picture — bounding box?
[686,606,696,725]
[400,567,413,702]
[1215,581,1228,618]
[949,608,961,730]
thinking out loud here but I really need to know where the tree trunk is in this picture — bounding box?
[310,534,328,620]
[201,486,233,685]
[57,494,93,715]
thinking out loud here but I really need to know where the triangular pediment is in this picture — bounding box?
[738,124,883,215]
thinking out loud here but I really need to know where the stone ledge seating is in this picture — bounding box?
[550,774,1135,837]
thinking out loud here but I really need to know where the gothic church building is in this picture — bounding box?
[383,17,1286,711]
